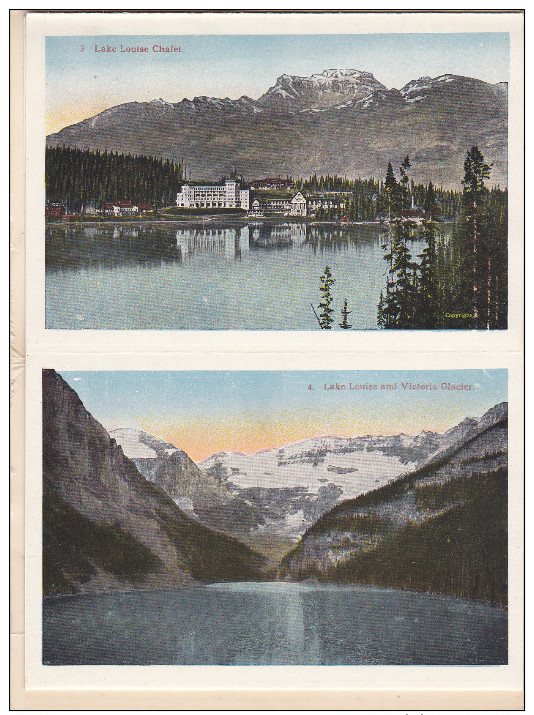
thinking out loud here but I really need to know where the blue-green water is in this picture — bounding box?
[45,221,426,330]
[42,582,506,665]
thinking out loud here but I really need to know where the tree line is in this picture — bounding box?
[286,468,508,607]
[378,149,507,330]
[296,173,463,221]
[314,148,507,330]
[45,147,183,209]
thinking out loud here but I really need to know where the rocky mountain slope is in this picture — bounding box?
[110,427,233,512]
[42,370,265,596]
[46,69,507,187]
[279,403,508,606]
[110,427,267,543]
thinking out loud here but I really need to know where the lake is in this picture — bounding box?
[42,582,507,665]
[45,221,436,330]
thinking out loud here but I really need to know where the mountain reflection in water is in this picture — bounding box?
[45,221,437,330]
[42,582,506,666]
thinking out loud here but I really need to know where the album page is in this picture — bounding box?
[11,10,524,709]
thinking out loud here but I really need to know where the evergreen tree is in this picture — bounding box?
[339,299,352,329]
[379,220,397,328]
[390,217,418,328]
[385,162,396,193]
[424,180,436,216]
[315,266,335,329]
[378,158,418,328]
[415,217,438,328]
[461,146,491,326]
[485,188,508,328]
[377,291,385,328]
[381,162,399,217]
[399,156,411,209]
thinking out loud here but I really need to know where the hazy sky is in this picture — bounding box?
[46,33,509,134]
[58,370,507,461]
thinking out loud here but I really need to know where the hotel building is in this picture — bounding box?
[176,180,250,210]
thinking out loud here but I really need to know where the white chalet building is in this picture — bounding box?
[251,191,307,216]
[176,180,250,210]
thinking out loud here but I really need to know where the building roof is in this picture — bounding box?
[253,190,294,199]
[250,177,294,186]
[398,208,424,218]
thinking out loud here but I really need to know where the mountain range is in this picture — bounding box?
[46,68,508,187]
[111,403,508,551]
[43,370,508,605]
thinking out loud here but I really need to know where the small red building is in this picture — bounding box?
[45,204,65,219]
[398,208,424,220]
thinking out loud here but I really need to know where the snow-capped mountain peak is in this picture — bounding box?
[310,68,375,82]
[257,68,386,111]
[108,404,506,544]
[150,98,174,106]
[110,427,179,459]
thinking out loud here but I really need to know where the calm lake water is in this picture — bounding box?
[45,221,436,330]
[42,582,506,665]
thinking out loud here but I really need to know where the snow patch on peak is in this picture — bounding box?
[272,87,292,98]
[478,402,508,430]
[110,429,158,458]
[312,68,367,80]
[400,77,433,95]
[110,427,147,440]
[356,92,375,109]
[110,427,179,460]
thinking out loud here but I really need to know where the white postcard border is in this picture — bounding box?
[24,350,523,694]
[24,11,524,355]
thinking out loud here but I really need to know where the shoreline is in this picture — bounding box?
[46,215,454,228]
[45,215,389,227]
[42,578,507,610]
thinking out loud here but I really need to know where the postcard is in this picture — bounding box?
[16,349,523,708]
[25,11,522,338]
[40,366,510,667]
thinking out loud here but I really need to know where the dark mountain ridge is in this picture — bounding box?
[279,403,508,606]
[47,69,508,187]
[42,370,265,596]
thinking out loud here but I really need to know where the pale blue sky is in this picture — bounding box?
[58,370,507,460]
[46,33,509,133]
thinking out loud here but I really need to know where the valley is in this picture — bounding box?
[43,369,508,607]
[41,368,509,666]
